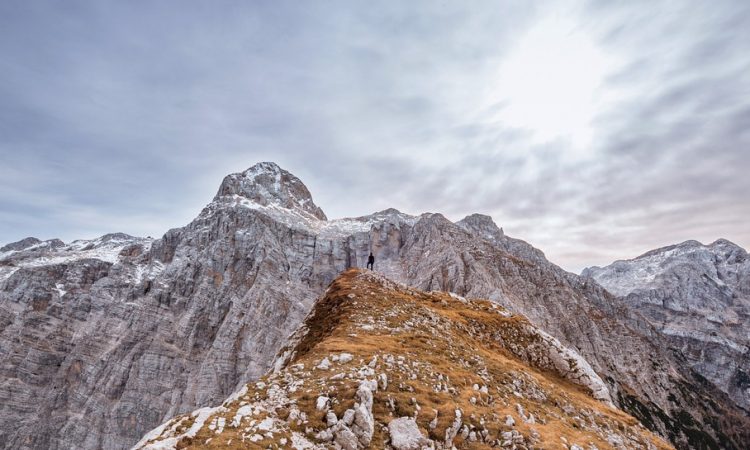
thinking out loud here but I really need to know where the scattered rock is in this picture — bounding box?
[388,417,431,450]
[334,427,359,450]
[316,396,329,411]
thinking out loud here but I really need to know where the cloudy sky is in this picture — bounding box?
[1,0,748,272]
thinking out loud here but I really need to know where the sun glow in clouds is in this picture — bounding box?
[491,14,616,153]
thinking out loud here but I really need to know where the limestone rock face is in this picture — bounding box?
[583,239,750,411]
[0,162,747,450]
[214,161,327,220]
[0,164,331,450]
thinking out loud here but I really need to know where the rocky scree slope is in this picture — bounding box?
[0,162,748,450]
[583,240,750,412]
[135,269,672,450]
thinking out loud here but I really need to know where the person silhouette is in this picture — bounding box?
[367,252,374,270]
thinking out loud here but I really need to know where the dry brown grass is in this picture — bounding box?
[154,268,673,449]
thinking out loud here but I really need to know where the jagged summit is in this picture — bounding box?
[135,269,671,450]
[214,161,328,221]
[0,237,43,253]
[456,213,504,241]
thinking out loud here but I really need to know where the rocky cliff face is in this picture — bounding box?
[0,164,331,449]
[134,269,672,450]
[583,240,750,412]
[0,162,747,450]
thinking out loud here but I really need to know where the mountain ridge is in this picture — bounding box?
[134,268,672,450]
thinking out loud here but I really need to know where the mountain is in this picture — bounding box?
[134,268,672,450]
[583,239,750,412]
[0,162,748,449]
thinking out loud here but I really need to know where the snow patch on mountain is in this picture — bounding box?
[214,162,327,221]
[0,234,152,283]
[133,260,166,284]
[582,239,747,298]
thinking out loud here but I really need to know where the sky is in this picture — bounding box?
[1,0,748,273]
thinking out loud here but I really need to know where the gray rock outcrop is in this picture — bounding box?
[388,417,431,450]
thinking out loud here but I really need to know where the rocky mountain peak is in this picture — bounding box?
[214,161,327,221]
[456,213,504,241]
[584,238,748,282]
[0,237,65,255]
[0,237,42,253]
[374,207,404,216]
[708,238,747,258]
[710,238,740,248]
[98,232,137,243]
[634,239,702,259]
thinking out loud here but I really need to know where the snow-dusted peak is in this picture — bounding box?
[635,239,702,259]
[710,238,740,248]
[708,238,747,259]
[318,208,418,238]
[0,233,151,283]
[0,238,64,258]
[66,232,142,252]
[214,162,327,221]
[583,238,749,297]
[0,237,43,252]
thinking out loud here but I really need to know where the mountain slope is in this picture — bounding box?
[583,239,750,411]
[135,269,671,450]
[0,164,330,449]
[0,162,747,449]
[386,213,749,449]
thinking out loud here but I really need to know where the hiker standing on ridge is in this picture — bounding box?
[367,252,375,270]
